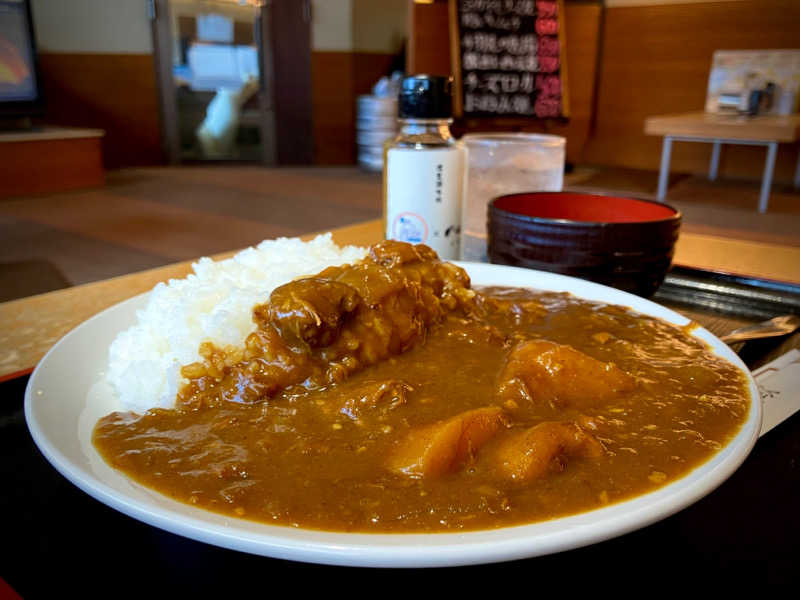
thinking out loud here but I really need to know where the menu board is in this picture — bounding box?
[449,0,569,118]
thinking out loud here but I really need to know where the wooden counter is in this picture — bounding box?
[0,126,105,198]
[2,218,799,381]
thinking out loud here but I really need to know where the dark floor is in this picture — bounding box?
[1,164,798,301]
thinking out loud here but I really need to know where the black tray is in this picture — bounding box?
[653,266,800,369]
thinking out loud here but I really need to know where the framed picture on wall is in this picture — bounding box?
[706,49,800,115]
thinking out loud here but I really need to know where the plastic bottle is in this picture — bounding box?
[383,75,467,260]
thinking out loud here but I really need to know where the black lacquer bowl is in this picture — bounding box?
[488,192,681,297]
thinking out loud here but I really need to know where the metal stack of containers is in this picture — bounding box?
[356,95,398,172]
[355,72,403,172]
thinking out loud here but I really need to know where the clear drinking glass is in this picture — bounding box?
[460,133,566,262]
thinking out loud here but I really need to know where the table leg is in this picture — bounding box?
[657,136,672,202]
[709,140,721,181]
[759,141,778,213]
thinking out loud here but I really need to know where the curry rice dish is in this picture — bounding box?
[93,240,751,533]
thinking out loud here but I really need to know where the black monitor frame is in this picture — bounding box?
[0,0,45,121]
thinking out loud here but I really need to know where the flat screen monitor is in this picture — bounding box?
[0,0,43,119]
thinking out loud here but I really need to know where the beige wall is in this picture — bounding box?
[31,0,408,56]
[353,0,407,54]
[312,0,407,53]
[312,0,353,51]
[30,0,153,54]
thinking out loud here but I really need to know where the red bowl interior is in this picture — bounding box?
[493,192,678,224]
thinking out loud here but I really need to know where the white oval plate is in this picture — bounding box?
[25,262,761,568]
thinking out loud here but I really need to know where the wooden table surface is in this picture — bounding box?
[2,218,799,381]
[644,111,800,142]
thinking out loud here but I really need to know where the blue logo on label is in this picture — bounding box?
[392,213,428,243]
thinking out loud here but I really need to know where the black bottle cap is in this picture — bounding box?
[398,75,454,119]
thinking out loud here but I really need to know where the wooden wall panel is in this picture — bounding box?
[312,52,355,165]
[585,0,800,181]
[37,53,163,168]
[410,0,800,181]
[311,51,396,165]
[407,0,452,76]
[353,52,397,100]
[407,0,603,164]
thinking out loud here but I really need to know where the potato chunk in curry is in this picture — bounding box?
[497,339,636,410]
[388,407,508,478]
[489,421,605,484]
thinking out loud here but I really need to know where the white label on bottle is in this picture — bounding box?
[385,146,466,260]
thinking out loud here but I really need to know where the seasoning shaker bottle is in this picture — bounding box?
[383,75,467,260]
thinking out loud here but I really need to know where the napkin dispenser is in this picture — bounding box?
[717,81,775,115]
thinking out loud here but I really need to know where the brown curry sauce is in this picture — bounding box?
[93,241,750,532]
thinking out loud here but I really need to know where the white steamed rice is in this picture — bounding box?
[106,234,367,413]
